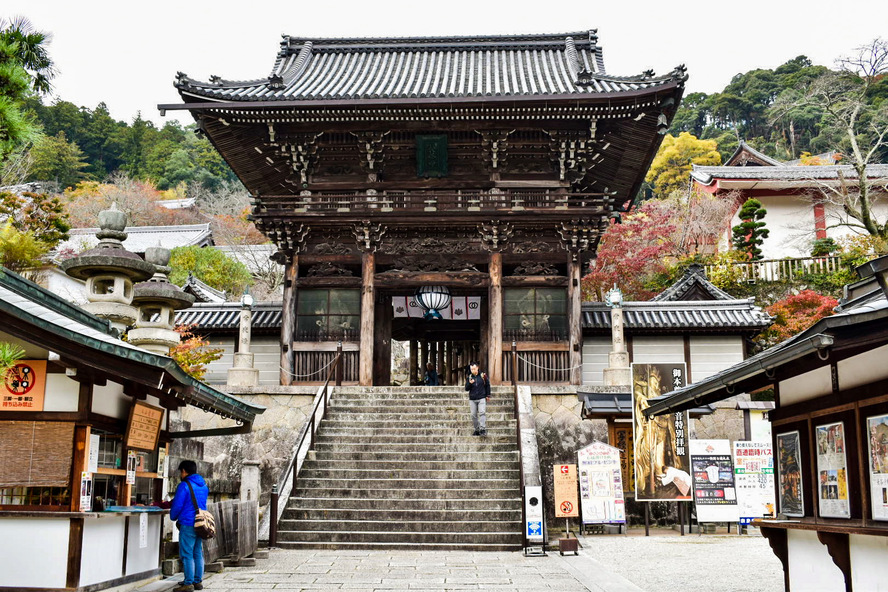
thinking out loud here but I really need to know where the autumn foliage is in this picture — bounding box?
[169,324,223,381]
[758,290,838,349]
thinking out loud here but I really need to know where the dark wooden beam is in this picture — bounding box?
[375,272,490,288]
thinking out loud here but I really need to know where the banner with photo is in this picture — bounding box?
[816,421,850,518]
[868,414,888,521]
[577,441,625,524]
[733,441,776,524]
[690,439,740,522]
[631,363,692,501]
[776,431,804,517]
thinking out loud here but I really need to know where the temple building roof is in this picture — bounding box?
[175,31,687,103]
[59,223,213,255]
[176,302,283,332]
[723,140,783,167]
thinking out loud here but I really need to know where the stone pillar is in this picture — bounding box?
[229,304,259,387]
[567,255,583,385]
[602,292,631,387]
[359,251,375,386]
[280,253,298,386]
[487,251,503,384]
[240,460,261,501]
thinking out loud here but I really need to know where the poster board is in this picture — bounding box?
[867,413,888,521]
[776,431,804,517]
[1,360,47,412]
[577,441,625,524]
[610,424,635,494]
[632,363,691,501]
[125,400,164,452]
[689,439,739,522]
[733,441,776,524]
[554,464,579,518]
[815,421,850,518]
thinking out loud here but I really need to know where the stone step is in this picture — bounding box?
[303,459,519,471]
[298,467,520,481]
[283,507,522,521]
[295,477,518,490]
[279,519,522,533]
[321,417,515,427]
[313,434,515,445]
[317,427,515,438]
[312,450,519,463]
[312,442,517,453]
[276,541,522,551]
[293,487,520,500]
[330,396,513,405]
[325,408,512,418]
[275,529,523,545]
[332,387,515,396]
[288,496,521,511]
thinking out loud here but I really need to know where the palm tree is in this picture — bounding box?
[0,16,56,94]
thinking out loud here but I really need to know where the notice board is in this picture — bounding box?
[554,464,579,518]
[125,400,164,452]
[577,441,625,524]
[690,439,740,522]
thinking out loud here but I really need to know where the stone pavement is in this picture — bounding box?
[143,547,641,592]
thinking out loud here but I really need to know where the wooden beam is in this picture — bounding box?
[501,276,569,287]
[295,277,362,288]
[291,341,360,352]
[375,272,489,288]
[359,251,376,386]
[280,254,298,386]
[567,256,582,385]
[66,517,84,588]
[488,252,503,384]
[409,339,418,386]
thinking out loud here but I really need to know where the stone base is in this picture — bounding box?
[602,366,631,387]
[227,367,259,387]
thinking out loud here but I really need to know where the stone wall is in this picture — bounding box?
[172,386,317,504]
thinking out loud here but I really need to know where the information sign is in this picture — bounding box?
[554,464,579,518]
[689,439,739,522]
[577,441,625,524]
[87,434,100,474]
[79,472,92,512]
[733,441,775,524]
[126,450,136,485]
[816,421,850,518]
[125,400,164,452]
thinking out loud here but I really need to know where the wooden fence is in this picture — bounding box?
[202,499,258,563]
[704,256,842,283]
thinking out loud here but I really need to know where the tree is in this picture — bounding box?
[0,17,55,94]
[28,131,88,187]
[0,222,49,272]
[0,190,70,247]
[758,290,838,349]
[732,198,770,260]
[169,324,223,381]
[0,38,36,160]
[645,132,721,198]
[772,39,888,239]
[0,341,25,379]
[168,245,252,297]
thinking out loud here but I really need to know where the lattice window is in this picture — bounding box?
[296,289,360,341]
[504,288,567,341]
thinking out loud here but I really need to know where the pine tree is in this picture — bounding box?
[732,198,770,260]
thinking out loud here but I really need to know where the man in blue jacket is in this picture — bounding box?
[465,362,490,436]
[170,460,209,592]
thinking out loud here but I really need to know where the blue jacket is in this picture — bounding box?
[170,473,208,526]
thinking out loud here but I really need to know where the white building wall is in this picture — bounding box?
[689,335,744,383]
[581,336,610,385]
[631,336,685,365]
[850,534,888,591]
[0,517,70,588]
[787,529,846,591]
[204,336,279,386]
[734,194,814,259]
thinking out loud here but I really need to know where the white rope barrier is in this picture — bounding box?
[280,355,340,378]
[515,353,583,373]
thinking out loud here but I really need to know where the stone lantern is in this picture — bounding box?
[128,245,196,354]
[60,204,155,332]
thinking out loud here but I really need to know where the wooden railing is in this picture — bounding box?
[268,347,342,547]
[704,255,843,283]
[503,350,571,383]
[203,499,259,563]
[255,190,609,215]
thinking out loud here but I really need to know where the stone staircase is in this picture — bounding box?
[277,386,524,550]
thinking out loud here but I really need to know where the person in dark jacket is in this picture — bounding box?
[424,362,440,386]
[465,362,490,436]
[170,460,209,592]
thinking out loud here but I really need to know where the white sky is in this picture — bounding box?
[6,0,888,127]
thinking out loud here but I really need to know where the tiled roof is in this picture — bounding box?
[183,274,227,304]
[176,31,687,102]
[692,163,888,184]
[724,140,783,167]
[579,390,714,418]
[176,302,283,331]
[59,223,213,255]
[651,264,735,302]
[582,300,771,332]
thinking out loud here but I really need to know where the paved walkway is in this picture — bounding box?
[141,530,782,592]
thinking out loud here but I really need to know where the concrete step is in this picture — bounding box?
[276,529,523,545]
[282,507,522,521]
[298,467,520,480]
[295,477,518,490]
[312,450,519,463]
[312,441,517,453]
[279,519,523,533]
[321,417,515,427]
[324,408,512,419]
[313,434,515,445]
[292,487,520,500]
[332,387,515,396]
[276,541,522,551]
[304,458,519,471]
[288,496,522,511]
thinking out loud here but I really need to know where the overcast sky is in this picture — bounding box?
[6,0,888,127]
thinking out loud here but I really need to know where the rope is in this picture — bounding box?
[280,355,340,378]
[515,353,583,373]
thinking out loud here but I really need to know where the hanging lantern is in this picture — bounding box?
[414,285,452,320]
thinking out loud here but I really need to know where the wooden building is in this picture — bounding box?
[0,268,263,591]
[646,254,888,591]
[162,30,687,386]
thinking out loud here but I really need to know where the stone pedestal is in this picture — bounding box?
[240,460,261,502]
[228,353,259,387]
[603,304,631,387]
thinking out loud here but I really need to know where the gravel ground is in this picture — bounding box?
[577,529,784,592]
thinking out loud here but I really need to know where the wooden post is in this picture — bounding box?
[644,502,650,537]
[335,341,343,386]
[409,339,418,386]
[420,339,429,383]
[280,254,299,386]
[567,254,582,385]
[488,251,503,384]
[373,295,392,386]
[437,341,445,385]
[69,425,90,511]
[359,251,375,386]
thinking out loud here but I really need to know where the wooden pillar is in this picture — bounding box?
[69,425,90,511]
[487,251,503,384]
[280,254,298,386]
[437,341,445,385]
[567,254,582,385]
[420,339,429,383]
[409,339,418,386]
[359,251,375,386]
[373,295,392,386]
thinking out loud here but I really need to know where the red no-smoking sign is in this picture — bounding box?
[560,501,574,514]
[554,464,579,517]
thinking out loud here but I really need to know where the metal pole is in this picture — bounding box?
[335,341,343,386]
[644,503,650,537]
[269,484,279,547]
[511,341,518,386]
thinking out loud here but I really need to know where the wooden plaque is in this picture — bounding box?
[125,400,164,452]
